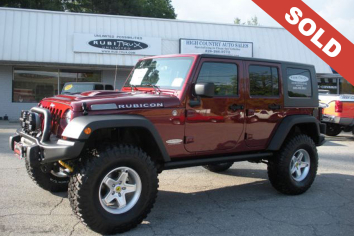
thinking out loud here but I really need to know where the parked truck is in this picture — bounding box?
[320,94,354,136]
[10,54,326,234]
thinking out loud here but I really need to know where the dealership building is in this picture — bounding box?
[0,8,351,120]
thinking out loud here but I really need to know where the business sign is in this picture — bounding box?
[73,33,161,56]
[180,39,253,57]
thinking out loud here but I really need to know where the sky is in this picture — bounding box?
[171,0,354,43]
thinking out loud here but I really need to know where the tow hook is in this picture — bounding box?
[59,160,74,173]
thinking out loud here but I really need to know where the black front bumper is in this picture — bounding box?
[9,107,84,166]
[9,132,84,166]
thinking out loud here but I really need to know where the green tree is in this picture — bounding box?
[234,16,260,26]
[0,0,177,19]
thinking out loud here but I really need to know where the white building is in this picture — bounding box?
[0,7,344,120]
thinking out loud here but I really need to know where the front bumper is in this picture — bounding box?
[9,132,84,166]
[9,107,84,166]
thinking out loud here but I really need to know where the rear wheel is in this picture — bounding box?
[68,145,158,234]
[203,162,233,173]
[25,159,69,192]
[326,124,342,136]
[267,135,318,195]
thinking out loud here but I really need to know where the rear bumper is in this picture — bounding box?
[322,115,354,126]
[9,132,84,166]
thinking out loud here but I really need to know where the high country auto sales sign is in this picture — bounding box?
[73,33,161,56]
[252,0,354,86]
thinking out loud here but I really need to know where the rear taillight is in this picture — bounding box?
[335,100,343,113]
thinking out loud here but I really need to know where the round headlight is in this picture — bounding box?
[65,110,72,124]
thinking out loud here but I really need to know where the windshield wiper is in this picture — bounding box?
[145,84,161,95]
[131,85,139,92]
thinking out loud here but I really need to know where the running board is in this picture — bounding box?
[163,152,273,170]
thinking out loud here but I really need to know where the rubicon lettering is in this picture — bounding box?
[117,103,164,109]
[88,39,149,51]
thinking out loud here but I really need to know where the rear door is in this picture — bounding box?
[244,62,285,148]
[184,58,245,153]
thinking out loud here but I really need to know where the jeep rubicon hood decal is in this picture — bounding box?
[41,92,179,111]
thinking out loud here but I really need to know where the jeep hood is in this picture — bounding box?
[41,91,182,111]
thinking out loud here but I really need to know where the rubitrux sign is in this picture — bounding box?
[74,33,161,56]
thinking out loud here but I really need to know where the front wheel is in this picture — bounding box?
[267,135,318,195]
[68,145,158,234]
[25,159,69,192]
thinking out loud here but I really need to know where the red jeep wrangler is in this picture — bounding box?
[10,54,326,234]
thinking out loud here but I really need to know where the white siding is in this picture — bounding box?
[0,8,331,73]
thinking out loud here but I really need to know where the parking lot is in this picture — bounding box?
[0,121,353,236]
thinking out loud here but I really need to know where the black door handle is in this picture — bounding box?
[229,104,244,112]
[268,104,281,110]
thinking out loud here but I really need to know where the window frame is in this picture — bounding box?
[12,67,103,103]
[248,63,281,99]
[194,59,241,98]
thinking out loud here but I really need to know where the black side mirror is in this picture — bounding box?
[194,83,215,98]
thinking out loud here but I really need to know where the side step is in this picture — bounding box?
[163,152,273,170]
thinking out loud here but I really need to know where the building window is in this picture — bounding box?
[197,62,238,96]
[249,65,279,97]
[317,78,339,94]
[339,78,354,94]
[287,68,312,98]
[13,67,101,103]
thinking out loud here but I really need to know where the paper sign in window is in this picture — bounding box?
[171,78,184,87]
[130,69,148,85]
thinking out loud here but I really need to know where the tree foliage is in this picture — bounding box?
[234,16,260,26]
[0,0,177,19]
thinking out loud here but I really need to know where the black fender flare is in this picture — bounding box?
[267,115,323,151]
[62,115,171,162]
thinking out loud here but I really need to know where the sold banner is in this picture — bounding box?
[252,0,354,86]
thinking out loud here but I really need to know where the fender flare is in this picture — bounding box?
[267,115,322,151]
[62,115,171,162]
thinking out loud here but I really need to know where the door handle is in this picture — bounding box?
[268,104,281,110]
[229,104,244,112]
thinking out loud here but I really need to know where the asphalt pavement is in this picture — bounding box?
[0,121,353,236]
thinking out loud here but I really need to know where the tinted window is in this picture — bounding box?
[197,62,238,96]
[317,78,338,94]
[287,68,312,97]
[249,65,279,96]
[94,84,104,90]
[105,85,114,90]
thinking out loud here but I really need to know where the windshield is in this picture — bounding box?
[124,57,194,89]
[61,84,95,94]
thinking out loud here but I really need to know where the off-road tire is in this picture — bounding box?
[326,124,342,136]
[68,144,158,235]
[267,135,318,195]
[203,162,233,173]
[25,158,69,192]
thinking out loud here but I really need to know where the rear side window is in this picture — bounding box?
[197,62,238,96]
[287,68,312,97]
[249,65,279,97]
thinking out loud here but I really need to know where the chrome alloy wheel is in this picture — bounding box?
[290,149,311,182]
[99,167,142,214]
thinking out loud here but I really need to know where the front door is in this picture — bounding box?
[244,62,284,148]
[185,58,245,153]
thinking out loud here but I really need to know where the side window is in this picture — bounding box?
[197,62,238,96]
[249,65,279,97]
[287,68,312,97]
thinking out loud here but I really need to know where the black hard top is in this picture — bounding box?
[199,54,315,68]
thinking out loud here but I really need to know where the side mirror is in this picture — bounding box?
[194,83,215,98]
